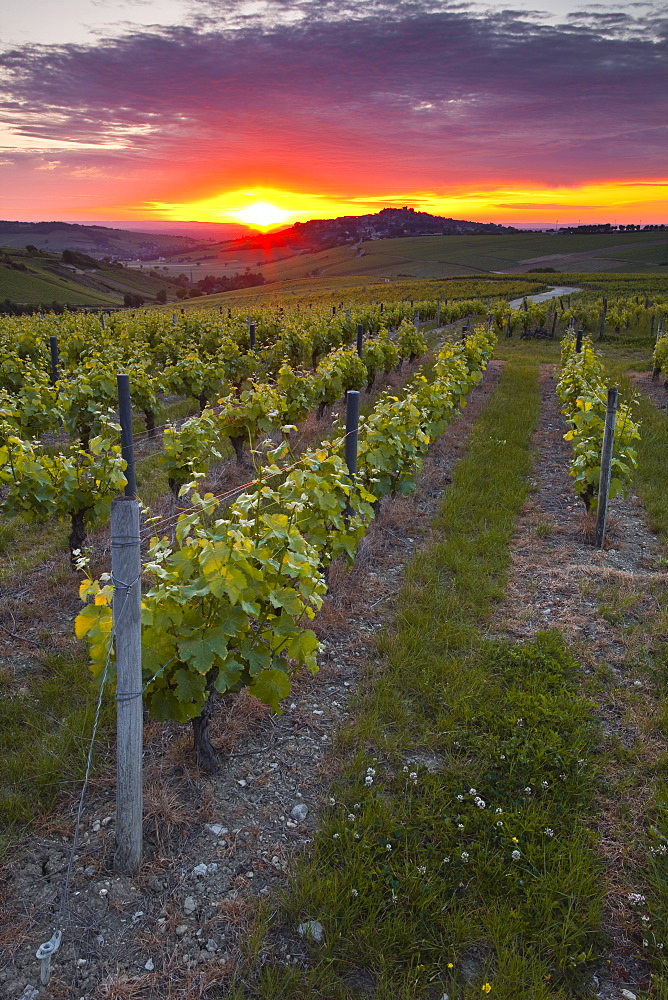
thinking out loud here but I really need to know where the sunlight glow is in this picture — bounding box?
[141,180,668,229]
[232,201,292,229]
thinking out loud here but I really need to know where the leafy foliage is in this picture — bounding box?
[76,326,496,727]
[556,334,641,510]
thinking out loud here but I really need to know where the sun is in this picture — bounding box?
[232,201,292,229]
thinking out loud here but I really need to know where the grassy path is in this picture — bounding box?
[226,361,614,999]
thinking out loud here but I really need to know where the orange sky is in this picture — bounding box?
[1,1,667,226]
[145,183,668,230]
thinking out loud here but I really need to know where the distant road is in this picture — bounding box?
[508,285,582,310]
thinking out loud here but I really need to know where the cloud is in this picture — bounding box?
[0,0,666,212]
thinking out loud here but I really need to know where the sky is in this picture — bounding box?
[1,0,667,227]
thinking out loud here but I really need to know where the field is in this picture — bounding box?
[2,277,668,998]
[0,246,182,307]
[134,231,668,284]
[0,254,119,307]
[0,221,199,257]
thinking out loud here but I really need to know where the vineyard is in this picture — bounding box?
[2,278,668,999]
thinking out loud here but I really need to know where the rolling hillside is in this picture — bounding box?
[136,230,668,290]
[0,247,182,308]
[0,221,203,259]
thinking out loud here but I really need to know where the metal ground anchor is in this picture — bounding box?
[36,929,62,985]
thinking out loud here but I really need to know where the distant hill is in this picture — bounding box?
[87,220,250,242]
[0,221,204,260]
[231,207,519,254]
[0,245,186,309]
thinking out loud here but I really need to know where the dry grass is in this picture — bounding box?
[210,692,272,757]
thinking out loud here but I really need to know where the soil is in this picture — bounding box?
[490,364,668,999]
[630,369,668,412]
[3,358,667,1000]
[0,362,502,1000]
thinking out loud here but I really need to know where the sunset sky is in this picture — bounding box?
[1,0,666,228]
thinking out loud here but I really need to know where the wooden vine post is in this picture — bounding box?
[345,390,360,478]
[653,319,665,380]
[49,336,60,385]
[598,297,607,341]
[113,374,143,873]
[595,387,618,550]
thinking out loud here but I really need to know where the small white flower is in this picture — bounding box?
[496,821,503,827]
[468,788,477,796]
[542,781,549,789]
[544,828,554,838]
[365,776,374,786]
[461,851,469,861]
[329,797,336,805]
[495,807,503,814]
[385,843,392,851]
[351,888,358,896]
[658,943,664,949]
[456,794,464,801]
[348,814,355,822]
[457,823,464,830]
[333,833,340,839]
[402,766,409,772]
[417,865,427,874]
[524,787,532,795]
[409,772,418,781]
[628,893,646,905]
[353,803,361,810]
[512,850,521,861]
[443,857,450,863]
[559,773,566,781]
[354,833,360,839]
[453,741,460,748]
[577,759,586,766]
[516,718,524,726]
[366,767,376,776]
[474,797,486,809]
[642,914,650,922]
[500,754,506,760]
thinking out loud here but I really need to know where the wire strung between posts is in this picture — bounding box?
[36,580,134,985]
[138,426,357,542]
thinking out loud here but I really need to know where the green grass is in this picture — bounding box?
[0,259,118,306]
[631,389,668,540]
[604,376,668,992]
[227,362,606,999]
[0,649,114,855]
[146,232,666,286]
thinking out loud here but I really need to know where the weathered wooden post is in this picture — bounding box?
[595,387,618,550]
[49,336,60,385]
[653,319,665,379]
[345,390,360,479]
[113,374,142,873]
[598,297,607,341]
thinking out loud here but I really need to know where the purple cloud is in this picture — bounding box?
[0,1,666,196]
